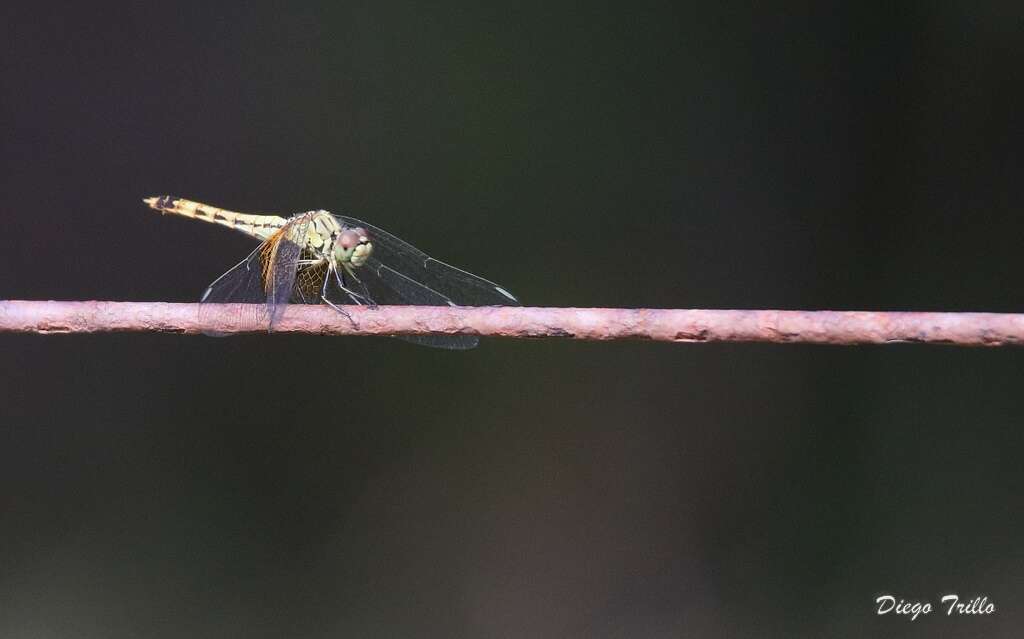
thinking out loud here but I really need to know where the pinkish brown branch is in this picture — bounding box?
[1,300,1023,346]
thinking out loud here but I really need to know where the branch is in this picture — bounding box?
[2,300,1023,346]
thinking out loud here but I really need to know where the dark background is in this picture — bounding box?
[2,2,1022,637]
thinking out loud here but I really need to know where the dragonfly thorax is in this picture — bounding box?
[299,210,373,269]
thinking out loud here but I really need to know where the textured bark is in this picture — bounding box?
[2,301,1023,346]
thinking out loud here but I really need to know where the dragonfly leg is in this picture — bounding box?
[334,265,376,307]
[321,292,358,327]
[320,263,359,327]
[338,264,379,309]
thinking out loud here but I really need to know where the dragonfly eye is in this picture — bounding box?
[335,228,373,266]
[338,228,369,249]
[338,229,359,250]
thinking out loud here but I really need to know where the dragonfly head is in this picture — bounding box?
[334,226,372,268]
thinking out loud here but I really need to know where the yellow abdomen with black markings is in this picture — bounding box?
[143,196,289,242]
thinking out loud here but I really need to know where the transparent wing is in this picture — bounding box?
[196,243,273,336]
[328,255,477,349]
[336,215,519,306]
[197,214,311,335]
[332,214,520,349]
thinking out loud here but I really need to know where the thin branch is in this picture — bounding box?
[2,300,1023,346]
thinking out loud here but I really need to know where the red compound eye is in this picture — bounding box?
[338,229,360,250]
[338,228,370,250]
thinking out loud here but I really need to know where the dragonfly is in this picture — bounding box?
[142,196,519,349]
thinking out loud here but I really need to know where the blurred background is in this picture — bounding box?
[1,2,1022,637]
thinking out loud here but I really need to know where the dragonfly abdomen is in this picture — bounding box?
[143,196,287,241]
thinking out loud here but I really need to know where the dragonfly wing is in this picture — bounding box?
[197,243,273,336]
[335,215,520,307]
[327,215,518,349]
[263,213,311,327]
[325,255,479,349]
[197,214,311,335]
